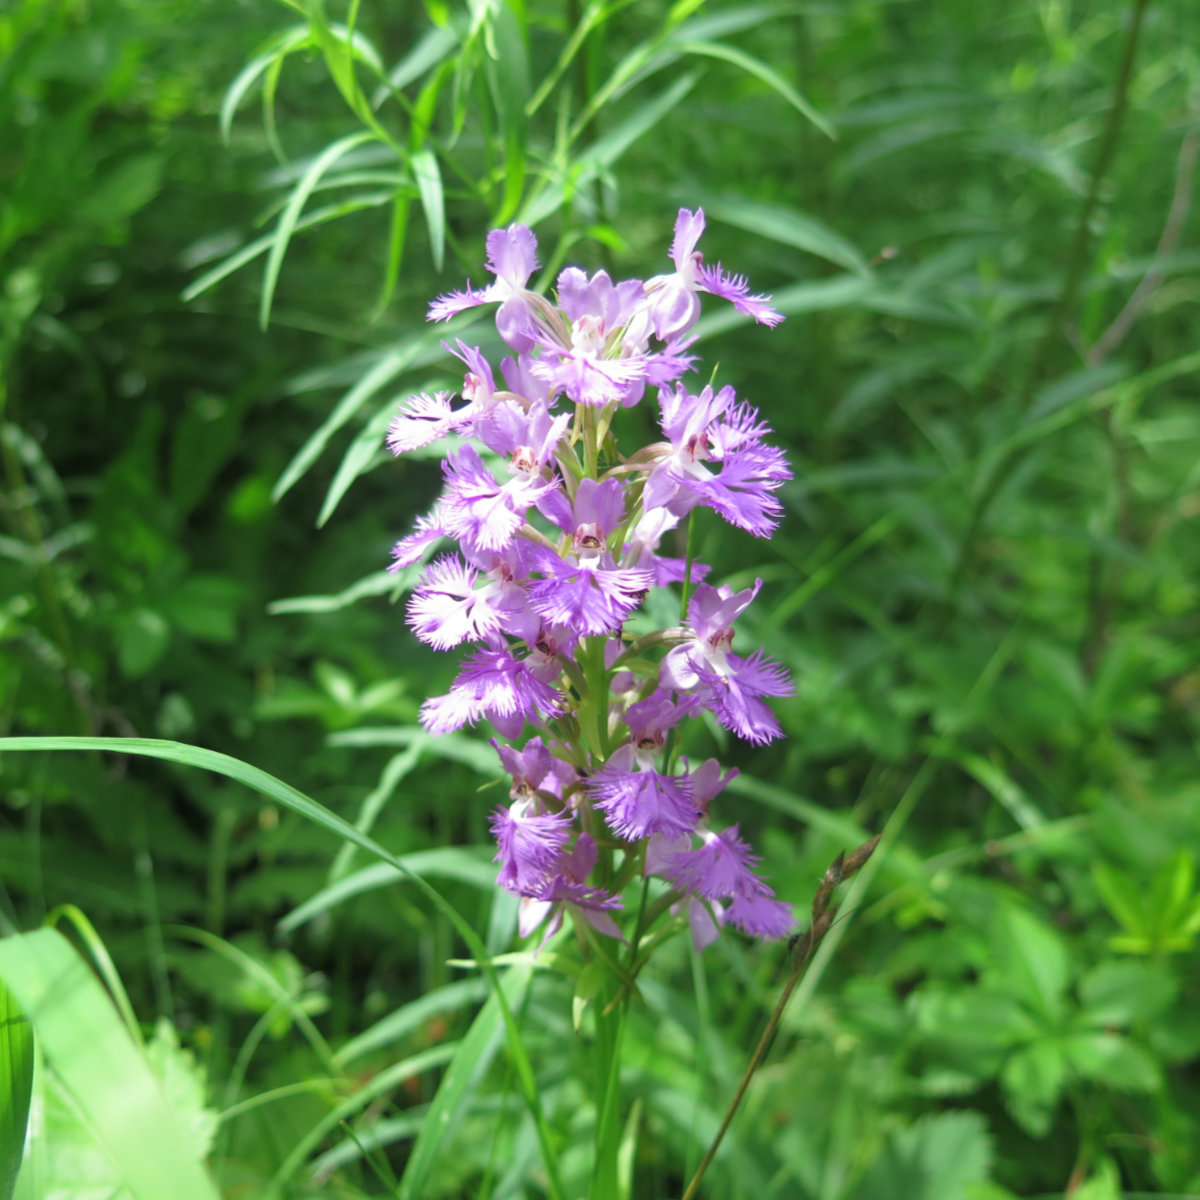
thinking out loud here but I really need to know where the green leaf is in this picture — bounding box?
[487,0,528,222]
[0,929,221,1200]
[0,978,33,1200]
[396,964,535,1200]
[80,154,164,227]
[259,130,378,329]
[278,847,497,934]
[219,27,312,145]
[1093,861,1148,943]
[1000,1039,1065,1137]
[852,1111,992,1200]
[702,198,871,277]
[521,73,700,227]
[118,607,170,678]
[1079,960,1177,1026]
[411,148,445,272]
[1063,1031,1159,1092]
[986,904,1068,1023]
[267,569,407,614]
[272,339,428,504]
[335,977,489,1068]
[672,39,833,138]
[182,193,394,302]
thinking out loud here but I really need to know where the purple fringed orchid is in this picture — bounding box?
[390,208,798,957]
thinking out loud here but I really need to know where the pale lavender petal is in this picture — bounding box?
[491,801,572,893]
[667,826,762,900]
[486,224,539,286]
[428,282,496,322]
[695,262,783,327]
[589,763,698,840]
[723,893,796,939]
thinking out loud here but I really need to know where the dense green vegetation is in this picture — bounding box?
[2,0,1198,1196]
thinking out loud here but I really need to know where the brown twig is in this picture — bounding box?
[679,835,881,1200]
[1087,131,1199,366]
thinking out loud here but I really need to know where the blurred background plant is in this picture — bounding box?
[1,0,1198,1196]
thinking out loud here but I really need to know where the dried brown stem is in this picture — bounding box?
[679,833,881,1200]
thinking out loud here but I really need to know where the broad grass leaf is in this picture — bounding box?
[0,739,566,1200]
[520,73,700,227]
[372,23,459,105]
[272,339,425,504]
[267,569,407,614]
[0,978,33,1200]
[396,963,535,1200]
[264,1043,458,1198]
[0,929,220,1200]
[411,148,445,271]
[182,194,394,302]
[672,39,832,138]
[329,725,502,775]
[335,977,489,1068]
[487,1,528,223]
[219,27,311,144]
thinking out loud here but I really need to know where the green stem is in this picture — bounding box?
[590,976,625,1200]
[950,0,1150,594]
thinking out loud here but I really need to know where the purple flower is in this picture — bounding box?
[392,207,796,953]
[420,645,564,737]
[475,399,570,471]
[657,819,796,943]
[722,892,796,939]
[491,735,578,801]
[389,505,450,570]
[666,825,764,900]
[660,581,792,745]
[527,479,652,634]
[642,208,783,340]
[407,553,535,649]
[643,383,791,538]
[441,445,558,554]
[622,508,711,586]
[517,833,624,942]
[429,225,545,351]
[386,390,466,455]
[589,743,698,840]
[491,797,572,893]
[386,342,503,455]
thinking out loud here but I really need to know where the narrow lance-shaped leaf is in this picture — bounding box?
[0,977,33,1200]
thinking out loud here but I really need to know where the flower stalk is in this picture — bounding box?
[387,207,799,1192]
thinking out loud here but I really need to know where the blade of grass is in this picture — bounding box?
[264,1043,458,1199]
[279,848,497,935]
[0,736,567,1200]
[397,962,535,1200]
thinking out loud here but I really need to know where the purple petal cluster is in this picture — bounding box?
[389,209,797,950]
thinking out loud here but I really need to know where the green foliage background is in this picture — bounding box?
[2,0,1199,1196]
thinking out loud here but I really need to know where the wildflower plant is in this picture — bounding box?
[387,208,796,976]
